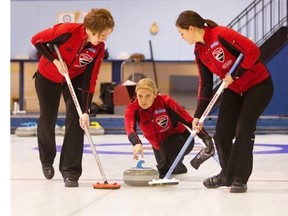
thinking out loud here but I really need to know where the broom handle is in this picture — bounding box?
[53,45,109,184]
[164,53,244,179]
[149,40,158,86]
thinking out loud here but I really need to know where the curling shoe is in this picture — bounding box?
[172,162,188,175]
[158,162,187,178]
[203,173,226,188]
[159,173,165,179]
[230,179,247,193]
[42,166,55,180]
[64,177,79,187]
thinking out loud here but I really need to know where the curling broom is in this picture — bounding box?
[54,45,120,189]
[149,53,244,186]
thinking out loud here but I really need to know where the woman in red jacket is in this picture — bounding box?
[176,10,274,192]
[31,8,114,187]
[125,78,215,178]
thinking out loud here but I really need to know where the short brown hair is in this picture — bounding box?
[83,8,115,34]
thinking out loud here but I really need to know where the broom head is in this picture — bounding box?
[148,178,179,186]
[93,181,121,189]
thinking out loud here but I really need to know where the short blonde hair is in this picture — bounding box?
[135,78,158,94]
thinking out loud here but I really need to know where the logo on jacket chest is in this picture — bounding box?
[212,47,224,62]
[79,53,93,66]
[156,115,169,128]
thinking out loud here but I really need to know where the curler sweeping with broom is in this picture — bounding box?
[124,78,215,179]
[31,8,115,187]
[175,10,274,192]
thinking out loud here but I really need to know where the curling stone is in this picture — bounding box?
[15,122,61,137]
[55,124,61,136]
[89,121,105,135]
[59,126,65,136]
[15,122,37,137]
[123,160,159,186]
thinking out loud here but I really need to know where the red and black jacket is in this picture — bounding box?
[31,23,105,113]
[194,26,270,118]
[124,94,193,150]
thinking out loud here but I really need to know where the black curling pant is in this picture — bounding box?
[153,129,194,175]
[35,72,84,180]
[214,76,274,185]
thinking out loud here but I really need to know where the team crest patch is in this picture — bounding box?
[79,53,93,66]
[156,115,168,128]
[212,47,224,62]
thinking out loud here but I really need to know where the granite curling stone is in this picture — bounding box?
[123,160,159,186]
[15,122,37,137]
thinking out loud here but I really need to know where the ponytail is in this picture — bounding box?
[204,19,218,28]
[176,10,218,29]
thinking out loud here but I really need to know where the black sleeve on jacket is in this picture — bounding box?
[165,106,191,128]
[128,133,142,146]
[81,91,94,114]
[166,104,212,138]
[34,43,55,62]
[81,58,96,113]
[128,110,142,146]
[218,36,246,79]
[34,33,72,62]
[194,56,214,119]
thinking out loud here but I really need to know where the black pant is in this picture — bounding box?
[214,76,274,185]
[34,72,84,180]
[153,129,194,176]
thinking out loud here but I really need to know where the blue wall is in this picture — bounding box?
[11,0,252,60]
[263,44,288,115]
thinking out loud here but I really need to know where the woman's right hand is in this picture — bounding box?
[133,143,144,160]
[53,59,68,76]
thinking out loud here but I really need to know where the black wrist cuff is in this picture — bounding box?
[231,66,246,80]
[128,133,142,146]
